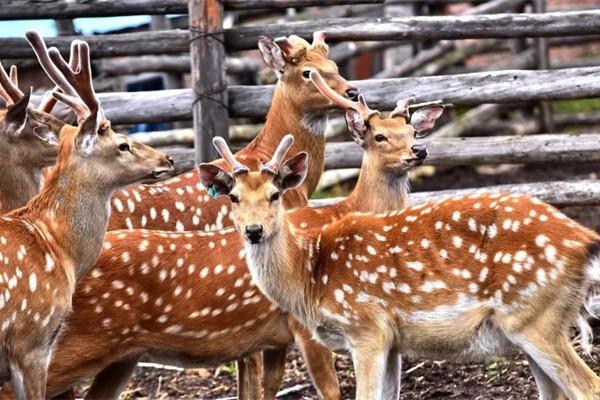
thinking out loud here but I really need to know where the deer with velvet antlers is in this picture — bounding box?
[202,134,600,399]
[40,32,357,400]
[0,32,173,399]
[35,83,445,400]
[0,61,67,213]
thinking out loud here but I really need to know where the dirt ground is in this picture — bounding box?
[73,161,600,399]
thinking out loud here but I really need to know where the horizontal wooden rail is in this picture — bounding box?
[2,11,600,58]
[163,133,600,173]
[310,180,600,208]
[54,66,600,123]
[0,0,383,19]
[325,133,600,169]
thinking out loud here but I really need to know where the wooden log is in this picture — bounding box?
[130,124,263,147]
[374,0,525,78]
[164,133,600,172]
[3,11,600,58]
[226,10,600,50]
[323,133,600,169]
[28,67,600,123]
[189,0,228,162]
[0,0,383,19]
[310,180,600,208]
[432,104,516,138]
[97,56,259,77]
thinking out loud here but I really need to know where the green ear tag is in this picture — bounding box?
[207,184,218,198]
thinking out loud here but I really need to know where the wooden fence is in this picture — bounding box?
[4,0,600,206]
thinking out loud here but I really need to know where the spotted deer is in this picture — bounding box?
[0,61,67,213]
[203,135,600,400]
[58,32,357,400]
[0,32,173,399]
[35,90,444,399]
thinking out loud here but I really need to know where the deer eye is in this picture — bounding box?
[302,70,311,79]
[270,192,280,203]
[118,142,131,152]
[374,134,387,142]
[229,194,239,204]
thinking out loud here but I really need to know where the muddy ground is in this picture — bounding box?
[74,161,600,399]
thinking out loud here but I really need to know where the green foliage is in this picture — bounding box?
[553,98,600,114]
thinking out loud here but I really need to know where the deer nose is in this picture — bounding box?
[245,224,264,244]
[346,87,359,101]
[166,156,174,166]
[411,144,428,160]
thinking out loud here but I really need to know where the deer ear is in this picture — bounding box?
[76,108,100,156]
[198,163,235,197]
[3,90,30,136]
[28,108,63,146]
[276,152,308,191]
[258,36,286,73]
[410,106,444,136]
[345,109,367,148]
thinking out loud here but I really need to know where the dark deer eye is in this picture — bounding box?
[302,70,311,79]
[229,194,239,204]
[374,134,387,142]
[270,192,280,203]
[118,142,131,152]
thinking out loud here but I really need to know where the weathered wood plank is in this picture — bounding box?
[324,133,600,169]
[163,133,600,172]
[31,67,600,123]
[2,11,600,58]
[189,0,228,162]
[310,180,600,208]
[0,0,383,19]
[227,10,600,50]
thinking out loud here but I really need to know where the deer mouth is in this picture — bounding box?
[151,167,174,180]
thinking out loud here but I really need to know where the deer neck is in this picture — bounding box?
[245,86,326,197]
[243,218,318,323]
[9,164,112,281]
[0,165,41,213]
[345,157,410,213]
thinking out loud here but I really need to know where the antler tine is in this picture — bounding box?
[390,97,415,119]
[261,134,294,174]
[74,41,100,113]
[212,137,249,175]
[309,70,375,120]
[0,61,24,105]
[312,31,326,45]
[37,90,58,113]
[25,31,79,101]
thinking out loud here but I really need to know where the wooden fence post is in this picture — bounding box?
[189,0,229,163]
[533,0,555,132]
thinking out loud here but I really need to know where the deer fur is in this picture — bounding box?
[205,135,600,400]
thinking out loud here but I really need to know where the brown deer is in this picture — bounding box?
[35,86,444,399]
[0,32,173,399]
[202,135,600,400]
[0,62,66,213]
[82,32,357,399]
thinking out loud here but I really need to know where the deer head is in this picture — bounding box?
[199,135,306,244]
[258,32,358,133]
[0,62,65,170]
[26,31,174,188]
[310,70,446,174]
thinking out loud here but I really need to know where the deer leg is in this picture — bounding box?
[15,346,51,400]
[382,351,401,400]
[290,320,340,399]
[512,332,600,399]
[237,353,262,400]
[351,332,392,400]
[526,355,567,400]
[84,355,141,399]
[262,347,287,400]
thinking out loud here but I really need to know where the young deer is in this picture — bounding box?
[36,94,443,400]
[55,33,357,400]
[0,62,66,213]
[203,136,600,400]
[0,32,173,399]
